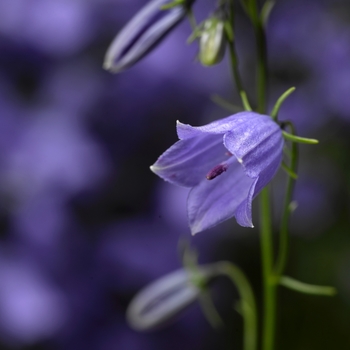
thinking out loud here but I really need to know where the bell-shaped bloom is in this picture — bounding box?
[126,266,217,331]
[151,112,283,235]
[104,0,194,73]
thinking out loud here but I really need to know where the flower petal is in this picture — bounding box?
[176,112,261,139]
[188,160,255,234]
[223,115,283,178]
[234,155,282,227]
[151,133,227,187]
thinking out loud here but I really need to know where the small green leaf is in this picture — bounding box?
[280,276,337,296]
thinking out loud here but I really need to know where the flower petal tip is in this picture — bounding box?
[102,59,120,74]
[150,165,156,173]
[190,223,202,236]
[176,120,184,127]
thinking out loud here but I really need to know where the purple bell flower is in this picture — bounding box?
[104,0,194,73]
[126,266,217,331]
[151,112,283,234]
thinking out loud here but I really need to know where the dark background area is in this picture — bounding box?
[0,0,349,349]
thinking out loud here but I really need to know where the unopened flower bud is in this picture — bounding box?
[199,16,226,67]
[104,0,194,73]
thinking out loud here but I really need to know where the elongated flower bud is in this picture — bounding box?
[104,0,194,73]
[126,266,217,331]
[199,16,226,66]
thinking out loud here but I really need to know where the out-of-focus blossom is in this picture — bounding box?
[127,266,216,331]
[0,254,67,345]
[151,112,283,234]
[0,0,94,56]
[2,108,110,200]
[104,0,194,73]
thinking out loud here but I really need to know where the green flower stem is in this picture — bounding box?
[255,20,268,114]
[274,123,298,277]
[198,288,224,329]
[227,0,252,111]
[216,262,258,350]
[251,5,277,349]
[259,188,276,350]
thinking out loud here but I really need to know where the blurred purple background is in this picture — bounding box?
[0,0,350,349]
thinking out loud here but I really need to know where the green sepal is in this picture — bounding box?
[282,131,319,144]
[240,91,252,111]
[271,87,295,120]
[261,0,275,27]
[224,20,234,43]
[280,276,337,296]
[187,25,203,43]
[281,162,298,179]
[210,94,243,113]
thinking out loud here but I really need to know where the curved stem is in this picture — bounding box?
[216,262,258,350]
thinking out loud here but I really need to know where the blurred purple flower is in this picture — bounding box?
[0,254,67,345]
[127,266,217,331]
[2,108,110,201]
[104,0,194,73]
[151,112,283,234]
[0,0,94,56]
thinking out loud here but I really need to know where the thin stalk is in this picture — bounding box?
[227,0,252,110]
[259,188,276,350]
[251,3,276,349]
[217,262,258,350]
[274,123,298,277]
[255,20,268,113]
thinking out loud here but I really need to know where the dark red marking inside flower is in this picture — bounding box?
[206,164,228,180]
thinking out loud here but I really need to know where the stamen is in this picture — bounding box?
[206,164,228,180]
